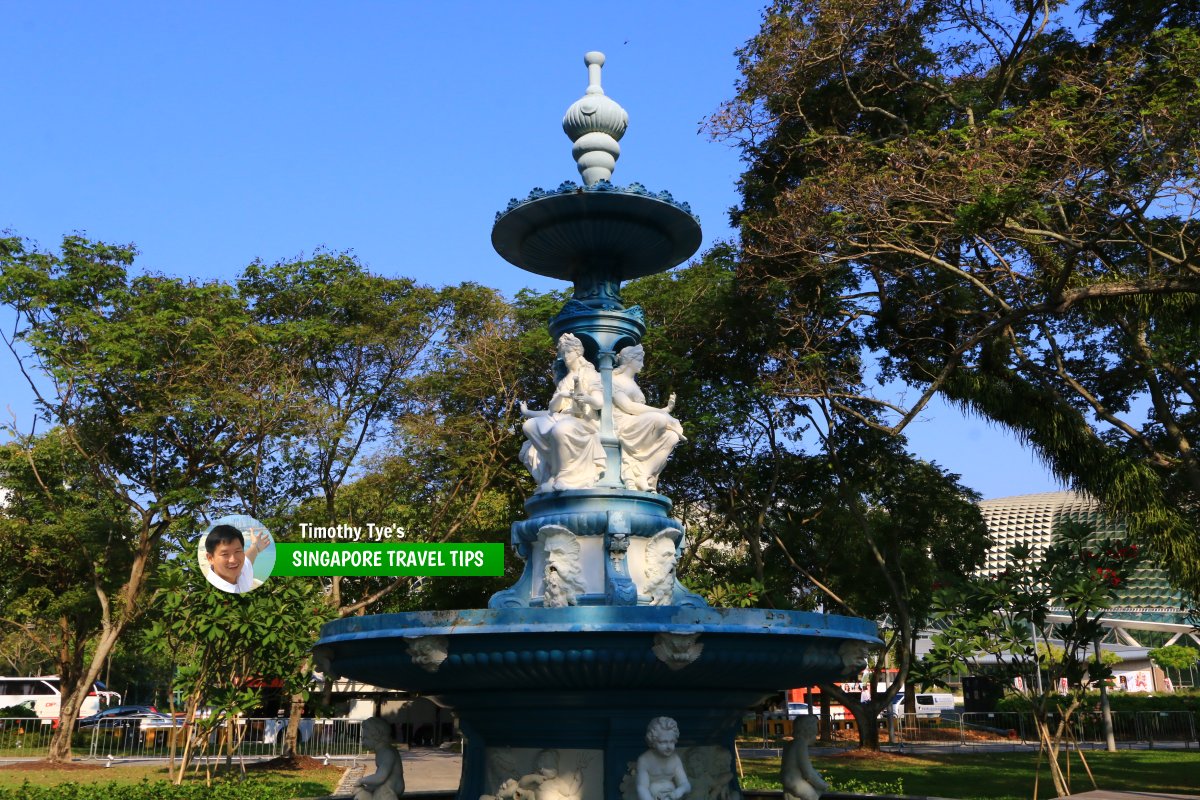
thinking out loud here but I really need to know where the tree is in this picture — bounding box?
[0,235,301,761]
[710,0,1200,594]
[0,428,136,719]
[624,251,990,748]
[772,415,990,749]
[1148,644,1200,673]
[922,520,1142,797]
[147,555,324,784]
[239,254,481,753]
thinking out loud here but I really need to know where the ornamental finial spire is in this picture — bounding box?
[562,51,629,185]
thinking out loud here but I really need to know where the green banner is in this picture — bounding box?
[273,543,504,577]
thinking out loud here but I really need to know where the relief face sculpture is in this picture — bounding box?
[520,333,606,492]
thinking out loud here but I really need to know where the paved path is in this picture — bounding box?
[350,747,461,793]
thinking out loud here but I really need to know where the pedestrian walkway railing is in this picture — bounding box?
[0,716,367,761]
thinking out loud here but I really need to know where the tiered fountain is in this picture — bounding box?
[314,52,878,800]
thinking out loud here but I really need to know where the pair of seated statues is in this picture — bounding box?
[520,333,684,494]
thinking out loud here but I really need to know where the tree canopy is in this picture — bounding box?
[710,0,1200,594]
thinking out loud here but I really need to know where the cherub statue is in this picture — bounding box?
[781,716,828,800]
[484,749,590,800]
[355,716,405,800]
[520,333,606,493]
[643,532,678,606]
[612,345,685,492]
[543,527,587,608]
[636,717,690,800]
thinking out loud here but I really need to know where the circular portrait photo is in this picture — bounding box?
[198,515,276,594]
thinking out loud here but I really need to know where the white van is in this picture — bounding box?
[0,676,120,722]
[887,692,956,718]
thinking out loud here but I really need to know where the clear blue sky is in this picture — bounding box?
[0,1,1062,500]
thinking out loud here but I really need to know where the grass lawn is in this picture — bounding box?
[743,749,1200,800]
[0,761,342,797]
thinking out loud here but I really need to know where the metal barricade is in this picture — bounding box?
[888,713,964,746]
[957,711,1030,745]
[1136,710,1197,748]
[0,717,54,759]
[79,716,365,761]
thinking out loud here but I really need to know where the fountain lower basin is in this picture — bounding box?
[314,607,878,799]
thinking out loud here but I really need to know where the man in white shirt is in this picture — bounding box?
[204,524,269,593]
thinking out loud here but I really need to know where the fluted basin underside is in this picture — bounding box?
[314,606,878,693]
[491,189,702,281]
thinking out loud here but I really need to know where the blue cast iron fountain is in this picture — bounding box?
[314,52,878,800]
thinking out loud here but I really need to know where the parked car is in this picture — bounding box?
[78,705,158,729]
[136,713,185,731]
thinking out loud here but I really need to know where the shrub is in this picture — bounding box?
[0,779,314,800]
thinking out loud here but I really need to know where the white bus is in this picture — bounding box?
[0,676,121,723]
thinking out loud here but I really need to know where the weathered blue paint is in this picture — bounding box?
[314,607,879,799]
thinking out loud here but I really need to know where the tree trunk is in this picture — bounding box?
[46,625,123,763]
[281,690,306,758]
[855,705,881,750]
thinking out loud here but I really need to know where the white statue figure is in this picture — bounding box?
[643,531,678,606]
[543,527,587,608]
[521,333,606,493]
[484,749,590,800]
[612,345,685,492]
[838,640,870,678]
[781,716,829,800]
[652,632,703,670]
[406,635,449,673]
[636,717,690,800]
[684,746,740,800]
[356,716,405,800]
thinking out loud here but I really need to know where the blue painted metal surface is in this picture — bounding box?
[314,607,879,799]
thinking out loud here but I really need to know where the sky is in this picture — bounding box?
[0,1,1065,500]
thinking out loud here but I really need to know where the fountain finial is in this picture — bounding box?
[563,51,628,185]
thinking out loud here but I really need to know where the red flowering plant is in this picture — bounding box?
[921,520,1141,798]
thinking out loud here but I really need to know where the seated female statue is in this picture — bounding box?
[612,345,684,492]
[520,333,606,492]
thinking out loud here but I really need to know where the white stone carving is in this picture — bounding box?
[542,527,587,608]
[562,52,628,186]
[781,716,829,800]
[636,717,690,800]
[643,531,678,606]
[482,748,596,800]
[838,640,870,678]
[521,333,605,493]
[612,345,684,492]
[684,746,741,800]
[355,716,405,800]
[406,635,449,673]
[652,632,703,670]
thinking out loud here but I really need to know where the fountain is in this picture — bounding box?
[314,52,878,800]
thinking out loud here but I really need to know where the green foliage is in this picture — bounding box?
[922,520,1142,793]
[1149,645,1200,672]
[712,0,1200,595]
[0,704,37,718]
[748,750,1200,800]
[995,691,1200,715]
[0,778,324,800]
[702,579,766,608]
